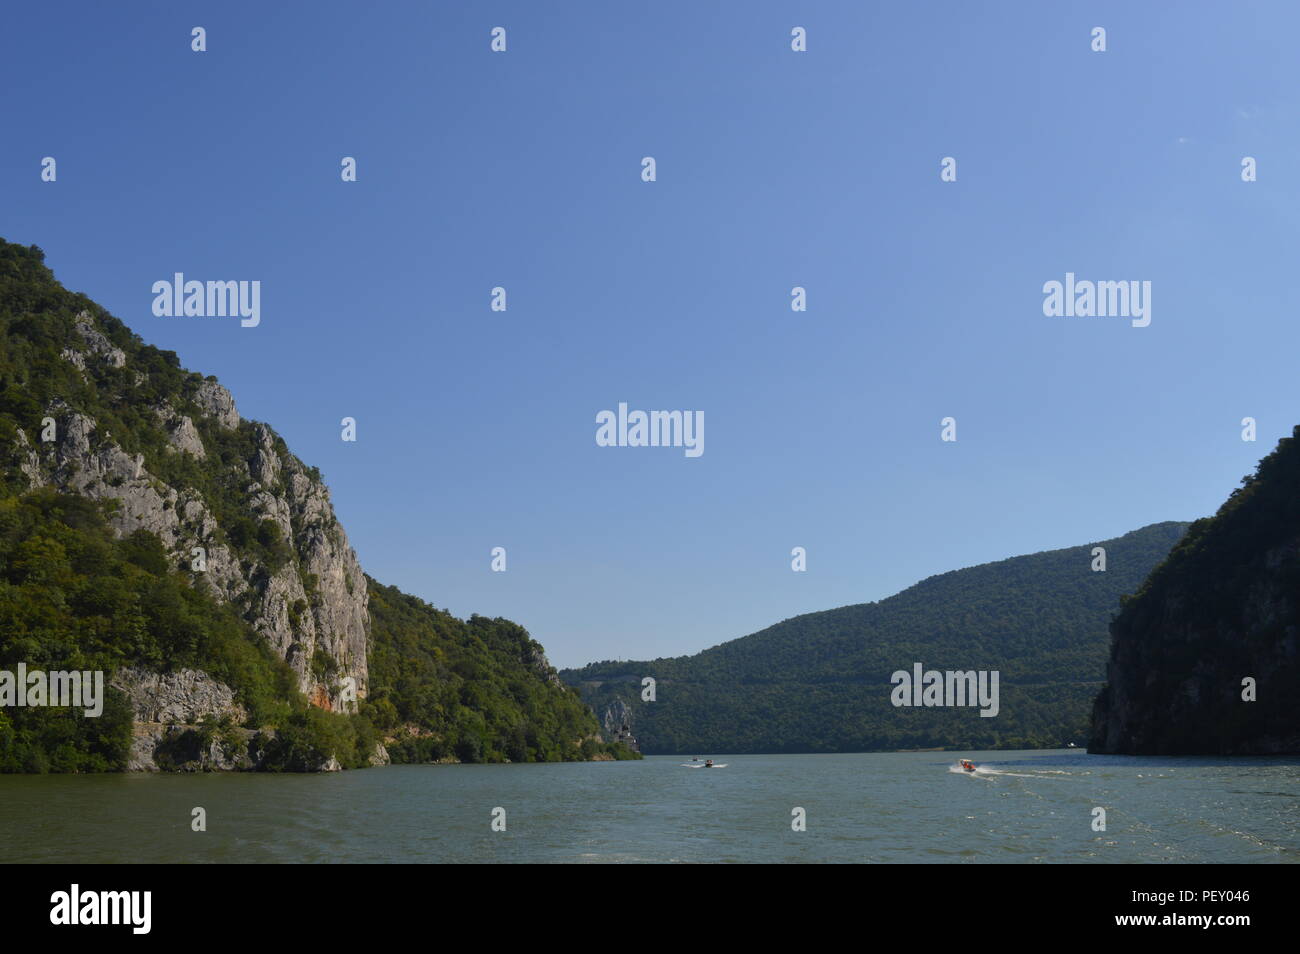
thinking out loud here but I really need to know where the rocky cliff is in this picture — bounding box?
[0,238,624,771]
[1090,428,1300,754]
[13,312,369,716]
[112,667,247,771]
[602,698,634,739]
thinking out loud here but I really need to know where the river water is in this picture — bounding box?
[2,750,1295,863]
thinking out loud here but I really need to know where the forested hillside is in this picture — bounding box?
[0,238,633,771]
[367,580,638,763]
[564,523,1188,753]
[1092,429,1300,754]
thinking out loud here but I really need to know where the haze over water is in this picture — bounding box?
[3,751,1295,863]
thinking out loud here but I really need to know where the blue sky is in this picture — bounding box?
[3,2,1297,668]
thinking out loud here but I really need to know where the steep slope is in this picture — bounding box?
[0,238,629,770]
[366,579,638,763]
[0,242,367,713]
[563,523,1187,754]
[1091,429,1300,754]
[0,486,357,772]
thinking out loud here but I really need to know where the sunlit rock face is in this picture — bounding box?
[20,310,370,712]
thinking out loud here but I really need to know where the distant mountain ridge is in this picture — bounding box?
[562,522,1188,754]
[1091,428,1300,755]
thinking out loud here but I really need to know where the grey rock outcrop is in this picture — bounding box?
[525,643,564,688]
[73,311,126,368]
[112,668,246,725]
[126,724,258,772]
[601,698,639,750]
[166,414,206,459]
[113,669,254,772]
[13,427,41,485]
[15,311,371,714]
[195,379,240,429]
[602,698,633,739]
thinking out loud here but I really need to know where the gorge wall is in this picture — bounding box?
[1090,428,1300,755]
[1,239,624,771]
[15,313,370,715]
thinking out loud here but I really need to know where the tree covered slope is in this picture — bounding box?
[0,238,631,770]
[1091,428,1300,755]
[563,522,1188,754]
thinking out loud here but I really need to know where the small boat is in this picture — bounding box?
[959,759,977,773]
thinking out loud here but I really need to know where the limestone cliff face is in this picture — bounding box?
[113,667,247,725]
[1090,428,1300,755]
[15,311,369,715]
[2,244,605,772]
[112,667,249,771]
[525,644,564,688]
[602,698,633,739]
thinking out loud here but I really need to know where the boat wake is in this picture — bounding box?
[948,762,1066,779]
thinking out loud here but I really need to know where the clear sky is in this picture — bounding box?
[3,2,1297,668]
